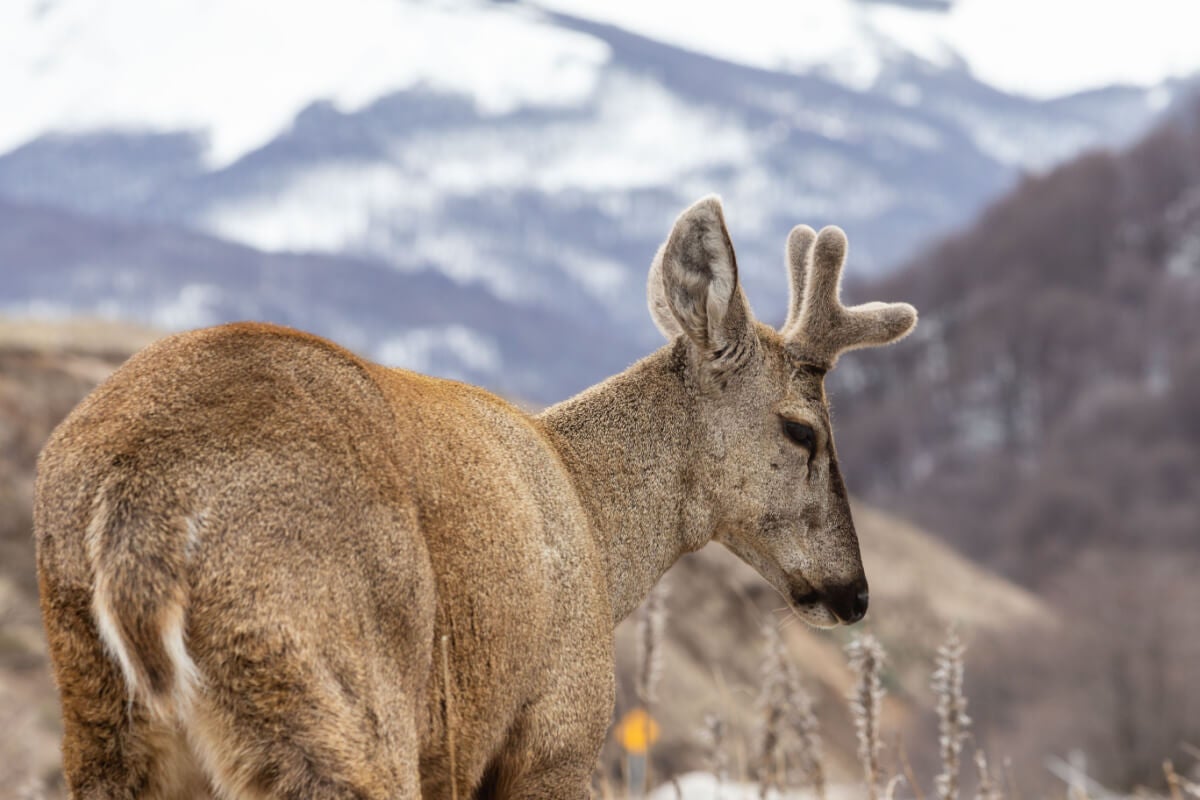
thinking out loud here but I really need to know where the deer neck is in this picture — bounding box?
[537,338,714,623]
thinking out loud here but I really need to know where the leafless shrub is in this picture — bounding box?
[636,580,668,709]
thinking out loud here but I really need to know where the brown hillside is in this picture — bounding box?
[0,318,154,796]
[611,502,1050,785]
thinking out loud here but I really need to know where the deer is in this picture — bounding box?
[34,196,916,799]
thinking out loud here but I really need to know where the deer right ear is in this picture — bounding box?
[647,196,754,358]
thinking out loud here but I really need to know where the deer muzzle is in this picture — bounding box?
[791,575,868,625]
[820,577,869,624]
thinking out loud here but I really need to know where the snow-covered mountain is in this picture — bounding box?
[1,0,1196,400]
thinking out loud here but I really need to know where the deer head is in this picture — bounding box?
[648,196,917,627]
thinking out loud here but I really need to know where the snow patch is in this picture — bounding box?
[649,771,861,799]
[0,0,610,166]
[537,0,1200,99]
[202,73,750,302]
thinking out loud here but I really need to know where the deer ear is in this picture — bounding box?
[648,196,754,358]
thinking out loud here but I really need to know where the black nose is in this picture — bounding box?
[824,580,869,624]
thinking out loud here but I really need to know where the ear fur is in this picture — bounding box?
[647,244,685,340]
[649,196,754,360]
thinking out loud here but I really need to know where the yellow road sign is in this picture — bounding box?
[615,707,660,754]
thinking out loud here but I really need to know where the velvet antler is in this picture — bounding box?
[780,225,917,368]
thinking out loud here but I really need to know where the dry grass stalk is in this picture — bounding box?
[784,658,827,800]
[708,666,750,789]
[897,737,927,800]
[757,623,788,799]
[1166,761,1186,800]
[846,634,887,800]
[1001,757,1020,800]
[636,579,668,795]
[636,580,668,708]
[1070,753,1099,800]
[1164,760,1200,800]
[703,712,730,800]
[932,628,969,800]
[884,775,907,800]
[974,750,1001,800]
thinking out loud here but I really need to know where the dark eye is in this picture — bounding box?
[783,420,816,451]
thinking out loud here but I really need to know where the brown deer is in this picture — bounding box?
[35,196,916,799]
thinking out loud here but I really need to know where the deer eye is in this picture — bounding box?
[782,420,816,451]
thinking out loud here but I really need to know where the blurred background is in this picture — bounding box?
[1,0,1198,796]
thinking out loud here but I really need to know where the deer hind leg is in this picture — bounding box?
[43,584,213,799]
[180,618,425,800]
[478,731,601,800]
[480,664,613,800]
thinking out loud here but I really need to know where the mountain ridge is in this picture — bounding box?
[2,0,1195,405]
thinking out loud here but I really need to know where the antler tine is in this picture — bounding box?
[783,224,817,331]
[806,225,850,332]
[780,225,918,367]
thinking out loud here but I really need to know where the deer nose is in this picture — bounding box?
[824,580,869,624]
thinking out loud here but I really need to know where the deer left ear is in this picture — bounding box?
[648,196,755,360]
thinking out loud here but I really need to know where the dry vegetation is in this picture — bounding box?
[0,308,1193,798]
[608,618,1200,800]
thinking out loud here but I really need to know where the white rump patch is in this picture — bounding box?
[92,588,143,701]
[85,508,143,701]
[161,602,202,718]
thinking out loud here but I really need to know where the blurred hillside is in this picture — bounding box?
[0,318,1049,796]
[610,506,1049,788]
[2,0,1194,402]
[0,320,158,796]
[831,102,1200,787]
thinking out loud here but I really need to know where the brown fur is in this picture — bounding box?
[35,197,916,798]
